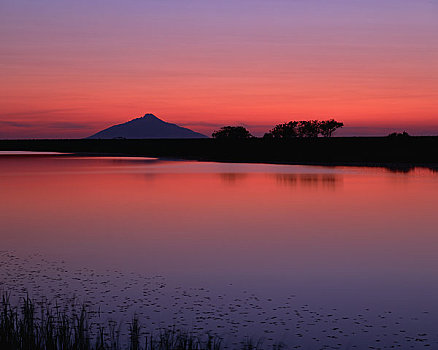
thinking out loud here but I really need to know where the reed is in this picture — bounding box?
[0,294,269,350]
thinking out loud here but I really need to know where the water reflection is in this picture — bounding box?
[108,157,160,165]
[1,154,438,348]
[381,165,438,174]
[274,173,342,189]
[218,173,248,185]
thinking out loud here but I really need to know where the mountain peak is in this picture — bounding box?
[140,113,160,119]
[88,114,207,139]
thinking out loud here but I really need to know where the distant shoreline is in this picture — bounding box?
[0,137,437,170]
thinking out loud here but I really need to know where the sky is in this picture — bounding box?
[0,0,437,138]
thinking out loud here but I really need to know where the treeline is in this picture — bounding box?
[212,119,343,139]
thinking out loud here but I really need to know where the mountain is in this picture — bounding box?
[87,114,208,139]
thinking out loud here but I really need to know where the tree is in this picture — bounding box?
[264,121,299,139]
[212,126,253,139]
[297,120,320,138]
[318,119,344,137]
[388,131,410,138]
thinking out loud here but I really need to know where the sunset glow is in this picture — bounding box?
[1,0,437,138]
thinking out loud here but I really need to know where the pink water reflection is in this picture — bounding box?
[1,154,438,310]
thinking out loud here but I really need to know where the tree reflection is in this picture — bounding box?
[274,173,341,189]
[383,165,438,174]
[218,173,248,185]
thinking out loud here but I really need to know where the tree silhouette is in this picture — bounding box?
[318,119,344,137]
[388,131,410,138]
[297,120,320,138]
[264,121,299,139]
[265,119,343,138]
[212,126,253,139]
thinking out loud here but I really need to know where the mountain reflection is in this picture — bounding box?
[274,173,342,189]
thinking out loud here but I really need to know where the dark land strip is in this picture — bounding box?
[1,137,438,170]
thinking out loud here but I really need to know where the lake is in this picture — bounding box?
[1,152,438,349]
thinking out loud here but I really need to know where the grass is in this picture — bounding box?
[0,293,279,350]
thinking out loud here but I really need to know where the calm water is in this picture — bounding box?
[1,152,438,348]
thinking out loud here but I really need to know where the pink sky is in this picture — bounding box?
[0,0,437,138]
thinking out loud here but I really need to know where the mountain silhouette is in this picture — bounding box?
[88,114,207,139]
